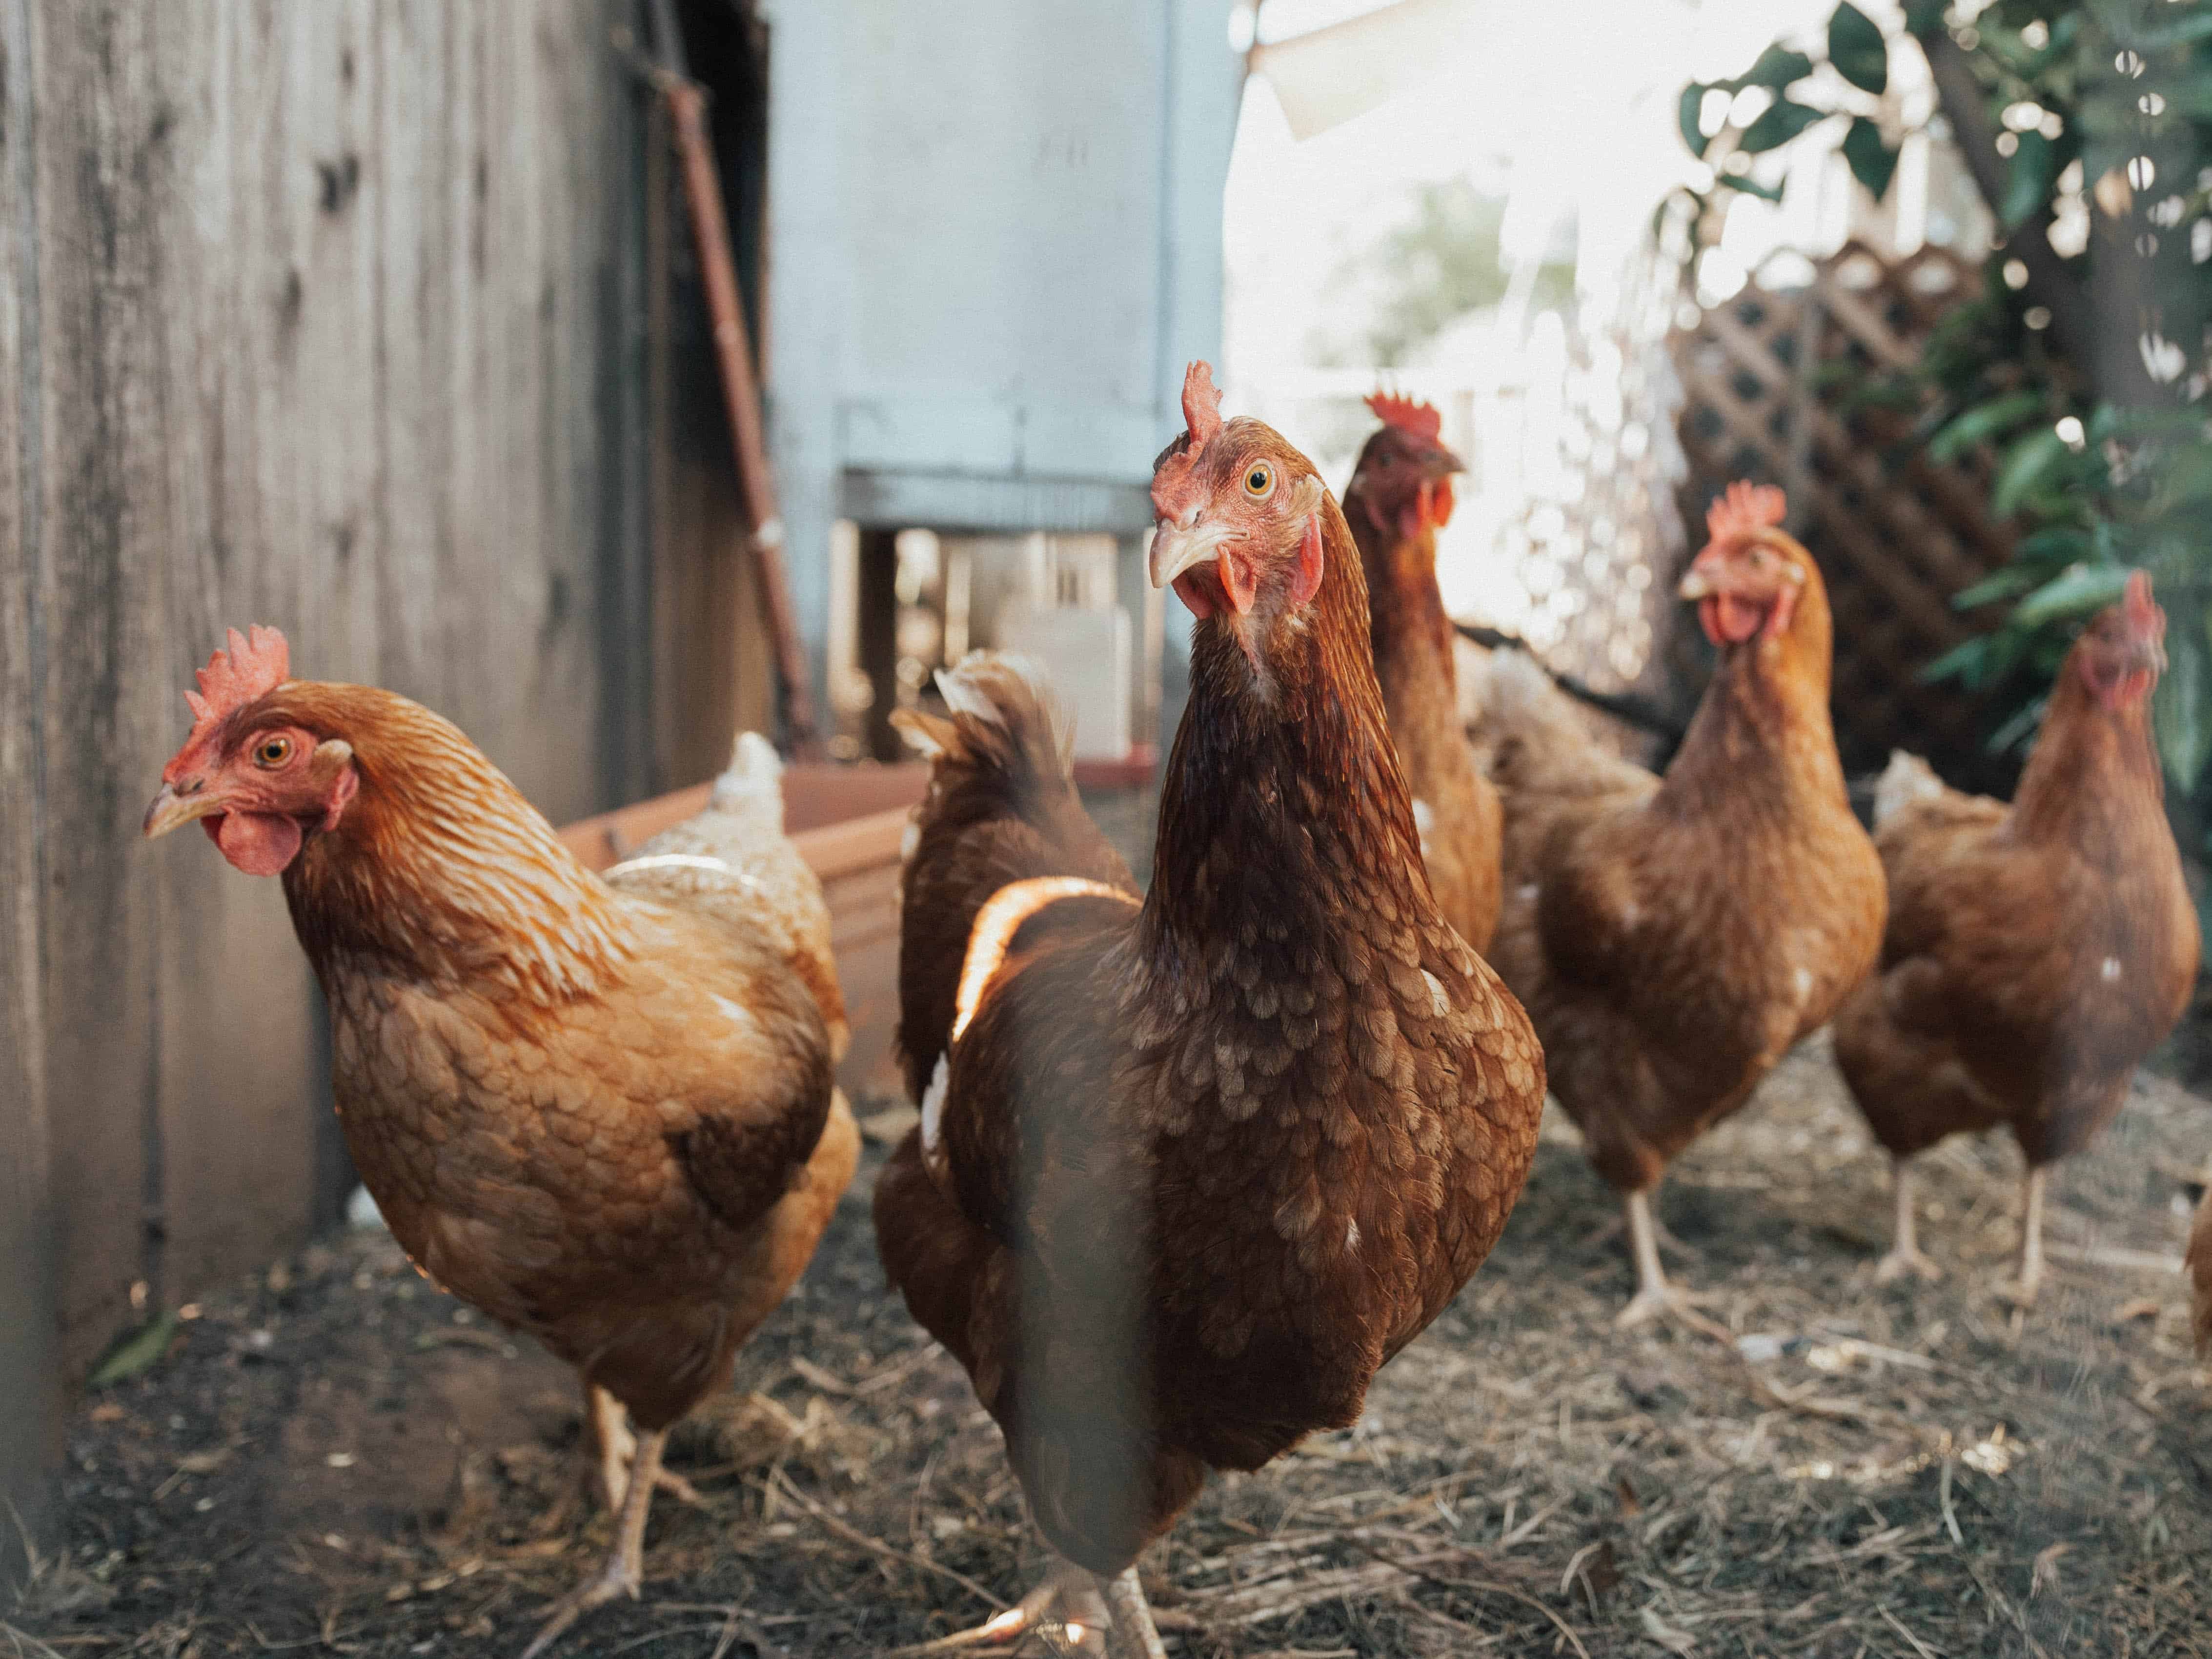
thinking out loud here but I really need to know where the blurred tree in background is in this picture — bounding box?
[1676,1,2212,848]
[1318,179,1577,366]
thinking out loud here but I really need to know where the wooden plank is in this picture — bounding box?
[22,0,663,1390]
[32,0,170,1373]
[557,762,925,870]
[0,0,61,1562]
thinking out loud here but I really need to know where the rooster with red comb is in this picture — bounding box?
[144,629,858,1657]
[1344,390,1502,952]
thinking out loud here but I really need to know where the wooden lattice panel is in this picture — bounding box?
[1670,241,2020,792]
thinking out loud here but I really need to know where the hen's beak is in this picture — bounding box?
[2130,633,2169,676]
[143,779,223,840]
[1422,443,1466,481]
[1676,567,1714,601]
[1148,514,1236,590]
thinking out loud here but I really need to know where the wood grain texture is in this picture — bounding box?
[0,0,61,1576]
[11,0,659,1391]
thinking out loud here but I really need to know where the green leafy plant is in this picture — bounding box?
[1676,0,2212,814]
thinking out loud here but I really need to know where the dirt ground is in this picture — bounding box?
[10,1029,2212,1659]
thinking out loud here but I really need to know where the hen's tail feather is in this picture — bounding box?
[1872,750,1945,830]
[1476,647,1652,804]
[892,651,1075,790]
[706,731,787,831]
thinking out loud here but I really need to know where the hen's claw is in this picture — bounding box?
[1615,1283,1732,1342]
[517,1550,641,1659]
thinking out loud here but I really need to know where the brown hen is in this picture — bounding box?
[873,364,1545,1658]
[1478,483,1887,1326]
[1345,391,1503,953]
[143,631,858,1657]
[1834,573,2198,1301]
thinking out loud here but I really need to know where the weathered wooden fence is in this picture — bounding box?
[0,0,785,1567]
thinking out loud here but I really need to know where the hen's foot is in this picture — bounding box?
[903,1563,1109,1653]
[1993,1271,2043,1310]
[516,1548,641,1659]
[528,1420,665,1659]
[1615,1283,1731,1342]
[1873,1246,1942,1285]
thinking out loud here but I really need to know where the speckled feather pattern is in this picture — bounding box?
[225,683,853,1432]
[876,445,1545,1577]
[1481,541,1886,1194]
[1833,647,2198,1170]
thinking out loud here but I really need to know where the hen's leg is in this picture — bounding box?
[584,1384,700,1510]
[1874,1156,1942,1284]
[1097,1566,1168,1659]
[521,1425,666,1659]
[2000,1165,2048,1306]
[1615,1192,1730,1339]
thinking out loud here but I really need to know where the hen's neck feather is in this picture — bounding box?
[1656,566,1848,822]
[1143,495,1429,966]
[269,684,629,1000]
[1351,497,1462,769]
[2008,667,2168,860]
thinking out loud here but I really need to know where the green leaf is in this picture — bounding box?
[1680,83,1711,159]
[2132,8,2212,49]
[1928,388,2044,462]
[1951,566,2042,609]
[2153,610,2212,789]
[1737,44,1815,89]
[1828,2,1890,94]
[1841,115,1899,198]
[89,1310,182,1390]
[2152,438,2212,510]
[1902,0,1949,39]
[1992,424,2072,519]
[1922,636,1991,683]
[1739,97,1826,153]
[2011,525,2094,568]
[1989,695,2048,754]
[2013,562,2130,627]
[1715,172,1786,202]
[1999,129,2058,231]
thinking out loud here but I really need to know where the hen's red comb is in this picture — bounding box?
[1180,360,1222,449]
[183,625,290,741]
[1151,361,1224,523]
[2124,569,2159,631]
[1365,391,1442,445]
[1705,481,1787,546]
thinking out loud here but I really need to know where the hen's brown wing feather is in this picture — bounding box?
[892,661,1135,1100]
[330,906,834,1425]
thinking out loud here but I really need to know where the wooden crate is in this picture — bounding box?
[1671,241,2020,790]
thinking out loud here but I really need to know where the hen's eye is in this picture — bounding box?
[253,736,293,768]
[1243,463,1274,497]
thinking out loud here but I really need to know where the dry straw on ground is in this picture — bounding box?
[12,1035,2212,1658]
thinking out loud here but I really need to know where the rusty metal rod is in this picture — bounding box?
[648,0,821,755]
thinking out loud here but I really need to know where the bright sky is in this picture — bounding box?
[1220,0,1843,628]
